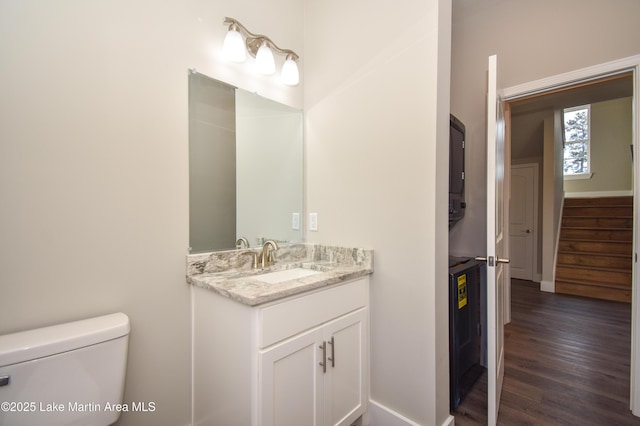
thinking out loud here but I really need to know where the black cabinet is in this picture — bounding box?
[448,257,484,410]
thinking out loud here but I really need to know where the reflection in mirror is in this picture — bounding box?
[189,74,236,253]
[188,71,303,253]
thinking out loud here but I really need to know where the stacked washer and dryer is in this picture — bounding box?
[448,114,485,410]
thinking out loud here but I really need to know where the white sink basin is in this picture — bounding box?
[255,268,322,284]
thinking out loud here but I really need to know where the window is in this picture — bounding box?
[563,104,591,177]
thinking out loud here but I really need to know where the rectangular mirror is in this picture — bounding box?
[188,71,303,253]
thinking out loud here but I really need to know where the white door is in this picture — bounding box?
[260,327,324,426]
[478,54,507,426]
[509,164,537,281]
[324,309,367,426]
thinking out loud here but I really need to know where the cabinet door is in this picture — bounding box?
[260,326,325,426]
[323,308,368,426]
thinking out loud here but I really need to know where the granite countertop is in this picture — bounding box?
[186,244,373,306]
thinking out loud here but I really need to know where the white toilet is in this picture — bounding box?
[0,313,130,426]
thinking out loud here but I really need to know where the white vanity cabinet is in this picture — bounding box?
[260,308,367,426]
[192,276,369,426]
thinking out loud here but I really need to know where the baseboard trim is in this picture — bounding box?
[540,280,554,293]
[368,400,455,426]
[565,190,633,198]
[369,400,420,426]
[442,414,455,426]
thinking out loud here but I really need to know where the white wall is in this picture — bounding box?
[303,0,452,424]
[565,97,633,194]
[0,1,303,425]
[450,0,640,257]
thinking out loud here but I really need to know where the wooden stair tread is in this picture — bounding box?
[560,235,632,241]
[556,254,631,269]
[557,249,631,258]
[554,281,631,303]
[563,209,631,217]
[559,240,631,253]
[568,215,633,219]
[556,263,632,274]
[557,250,633,262]
[561,226,631,230]
[560,238,632,244]
[557,196,633,302]
[561,217,633,228]
[564,196,632,206]
[565,197,631,202]
[555,277,631,291]
[560,227,633,236]
[565,205,631,208]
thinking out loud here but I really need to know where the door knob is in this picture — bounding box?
[474,256,510,266]
[525,229,531,234]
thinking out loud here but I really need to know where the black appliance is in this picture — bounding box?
[448,257,484,410]
[449,114,466,228]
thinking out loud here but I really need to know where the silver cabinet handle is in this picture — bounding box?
[327,337,335,368]
[319,341,326,373]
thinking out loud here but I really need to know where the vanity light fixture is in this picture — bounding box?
[255,41,276,75]
[280,54,299,86]
[223,17,300,86]
[223,22,246,63]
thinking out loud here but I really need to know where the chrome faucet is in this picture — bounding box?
[259,240,279,268]
[235,237,250,249]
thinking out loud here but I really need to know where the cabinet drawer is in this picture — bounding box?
[258,278,368,348]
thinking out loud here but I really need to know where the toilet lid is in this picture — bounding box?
[0,312,129,366]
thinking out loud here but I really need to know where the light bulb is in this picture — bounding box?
[280,56,299,86]
[223,27,246,63]
[255,41,275,75]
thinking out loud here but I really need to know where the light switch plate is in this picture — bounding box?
[292,212,300,230]
[309,213,318,231]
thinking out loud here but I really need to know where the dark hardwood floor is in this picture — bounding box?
[453,279,640,425]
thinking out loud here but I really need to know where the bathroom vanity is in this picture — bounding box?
[188,244,373,426]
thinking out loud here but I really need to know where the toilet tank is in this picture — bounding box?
[0,313,130,426]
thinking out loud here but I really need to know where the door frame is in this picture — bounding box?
[509,163,539,282]
[501,54,640,415]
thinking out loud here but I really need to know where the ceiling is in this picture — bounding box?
[509,72,634,160]
[510,72,633,116]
